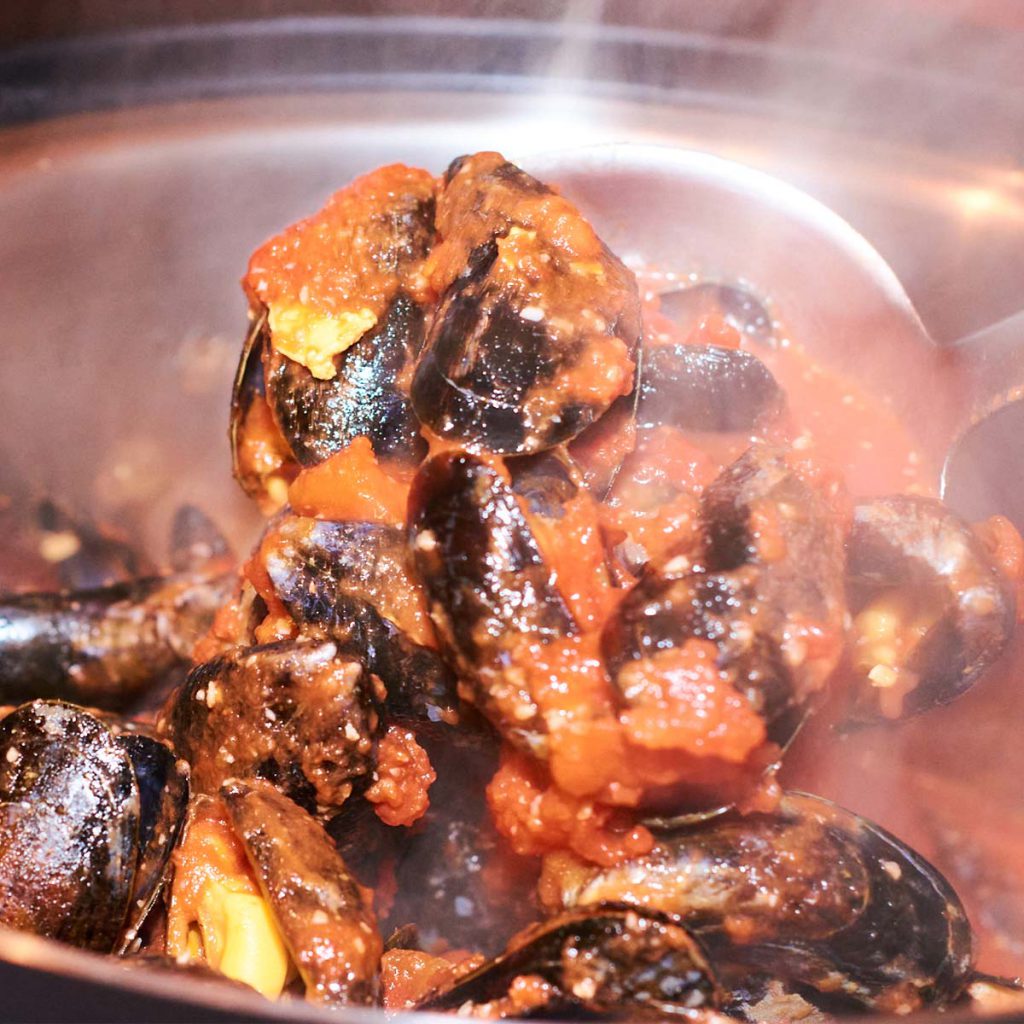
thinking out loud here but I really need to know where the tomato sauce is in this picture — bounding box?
[246,165,436,324]
[364,726,437,827]
[381,949,484,1010]
[288,436,410,525]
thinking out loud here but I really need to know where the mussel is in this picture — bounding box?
[603,444,848,762]
[165,639,379,816]
[846,494,1016,719]
[229,307,292,503]
[221,778,382,1005]
[637,343,784,435]
[232,164,437,500]
[408,450,577,752]
[169,504,234,576]
[420,905,721,1019]
[549,792,972,1015]
[259,514,458,729]
[114,727,190,954]
[597,343,785,581]
[31,498,150,590]
[382,721,540,956]
[0,570,233,710]
[412,152,642,455]
[263,293,429,469]
[0,701,185,954]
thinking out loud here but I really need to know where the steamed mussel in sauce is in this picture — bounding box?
[0,151,1020,1020]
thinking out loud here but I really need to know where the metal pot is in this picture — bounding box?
[0,3,1022,1020]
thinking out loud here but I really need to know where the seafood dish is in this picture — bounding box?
[0,150,1021,1020]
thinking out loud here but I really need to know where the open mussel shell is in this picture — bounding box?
[263,516,423,637]
[420,905,721,1019]
[229,307,271,500]
[0,701,140,952]
[31,498,150,591]
[966,973,1024,1016]
[847,494,1016,719]
[560,792,972,1015]
[235,161,436,483]
[221,777,382,1006]
[714,793,973,1015]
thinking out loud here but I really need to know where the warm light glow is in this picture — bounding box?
[955,185,1010,220]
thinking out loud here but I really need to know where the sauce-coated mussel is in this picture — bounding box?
[165,640,378,816]
[263,292,429,469]
[222,778,382,1005]
[232,164,437,500]
[420,905,721,1019]
[412,153,642,456]
[260,515,458,729]
[603,445,848,756]
[552,792,972,1015]
[409,450,576,752]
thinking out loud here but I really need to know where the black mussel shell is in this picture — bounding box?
[408,451,576,751]
[229,308,270,499]
[638,344,784,434]
[165,640,378,816]
[561,793,972,1015]
[602,445,847,759]
[169,504,233,575]
[421,905,721,1019]
[0,571,232,711]
[261,516,458,729]
[114,731,189,954]
[0,701,139,952]
[847,494,1015,719]
[222,777,381,1006]
[264,293,429,468]
[412,155,642,456]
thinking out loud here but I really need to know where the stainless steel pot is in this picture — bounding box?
[0,4,1022,1020]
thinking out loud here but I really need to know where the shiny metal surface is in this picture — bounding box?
[1,11,1023,1023]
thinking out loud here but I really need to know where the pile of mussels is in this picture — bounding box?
[0,151,1020,1021]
